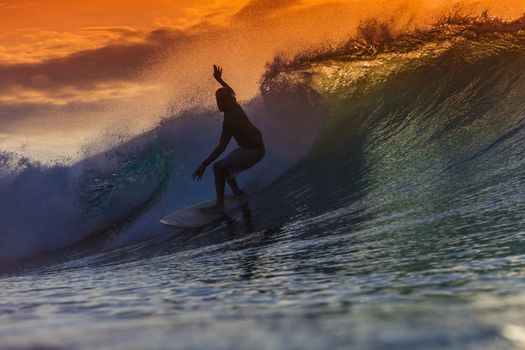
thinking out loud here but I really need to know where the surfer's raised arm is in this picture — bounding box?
[213,65,235,96]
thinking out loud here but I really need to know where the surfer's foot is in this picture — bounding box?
[200,205,225,215]
[225,191,246,200]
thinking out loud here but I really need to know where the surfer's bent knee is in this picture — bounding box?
[213,161,226,173]
[214,161,235,181]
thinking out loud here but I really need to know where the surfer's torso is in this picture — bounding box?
[222,103,264,149]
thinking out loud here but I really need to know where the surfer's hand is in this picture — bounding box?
[192,164,206,180]
[213,65,223,82]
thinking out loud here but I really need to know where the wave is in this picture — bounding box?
[0,87,325,262]
[1,14,524,262]
[256,13,525,246]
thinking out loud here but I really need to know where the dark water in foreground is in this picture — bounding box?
[1,18,525,349]
[1,184,524,349]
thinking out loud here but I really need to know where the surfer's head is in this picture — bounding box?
[215,87,236,112]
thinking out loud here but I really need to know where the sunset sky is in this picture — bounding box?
[1,0,524,161]
[1,0,523,63]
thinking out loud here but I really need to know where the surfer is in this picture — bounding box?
[191,65,265,214]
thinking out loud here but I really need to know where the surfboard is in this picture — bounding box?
[160,196,247,228]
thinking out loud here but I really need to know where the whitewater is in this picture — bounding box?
[1,15,525,349]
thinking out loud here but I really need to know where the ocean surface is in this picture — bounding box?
[1,17,525,349]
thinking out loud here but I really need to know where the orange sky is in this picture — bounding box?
[0,0,524,161]
[0,0,236,63]
[1,0,524,63]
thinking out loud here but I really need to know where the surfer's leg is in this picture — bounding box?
[214,148,264,202]
[225,173,244,196]
[219,148,265,192]
[213,162,226,210]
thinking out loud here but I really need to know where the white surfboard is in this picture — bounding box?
[160,197,247,228]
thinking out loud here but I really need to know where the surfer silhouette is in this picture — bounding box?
[191,65,265,214]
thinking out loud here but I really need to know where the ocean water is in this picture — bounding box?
[1,18,525,349]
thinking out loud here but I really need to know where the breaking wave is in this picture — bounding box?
[1,14,524,263]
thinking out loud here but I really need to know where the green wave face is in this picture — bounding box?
[259,19,525,252]
[79,146,172,229]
